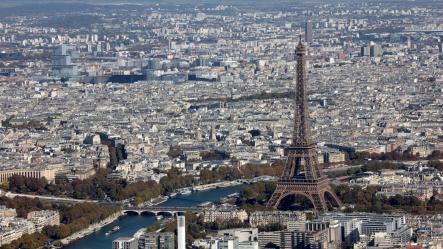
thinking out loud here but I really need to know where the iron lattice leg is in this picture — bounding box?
[310,192,327,213]
[324,189,343,208]
[267,185,284,208]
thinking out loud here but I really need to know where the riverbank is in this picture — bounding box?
[192,179,243,191]
[61,181,246,247]
[3,191,98,203]
[59,212,122,246]
[64,185,246,249]
[138,180,244,207]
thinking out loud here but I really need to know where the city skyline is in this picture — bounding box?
[0,0,442,248]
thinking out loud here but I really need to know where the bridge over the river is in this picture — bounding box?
[122,206,204,216]
[403,29,443,33]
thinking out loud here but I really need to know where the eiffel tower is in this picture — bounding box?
[267,38,342,213]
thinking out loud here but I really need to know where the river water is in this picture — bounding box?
[64,185,245,249]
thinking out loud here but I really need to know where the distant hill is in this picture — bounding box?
[1,0,298,8]
[0,0,440,11]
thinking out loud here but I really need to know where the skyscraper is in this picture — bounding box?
[361,42,382,57]
[360,46,370,57]
[52,45,78,79]
[370,43,382,57]
[305,19,313,44]
[177,212,186,249]
[439,36,443,53]
[112,237,137,249]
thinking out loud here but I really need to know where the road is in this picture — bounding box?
[3,191,97,203]
[324,164,363,173]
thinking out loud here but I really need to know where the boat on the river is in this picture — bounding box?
[151,196,169,205]
[70,185,245,247]
[198,201,212,207]
[179,188,192,195]
[105,226,120,236]
[156,215,163,220]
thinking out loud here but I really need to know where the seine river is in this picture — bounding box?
[64,185,245,249]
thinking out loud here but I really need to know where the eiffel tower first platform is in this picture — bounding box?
[267,38,342,214]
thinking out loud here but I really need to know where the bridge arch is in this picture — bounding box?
[276,192,316,211]
[156,211,175,217]
[123,210,141,215]
[122,207,203,216]
[139,211,157,216]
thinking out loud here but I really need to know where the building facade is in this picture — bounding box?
[0,168,58,183]
[204,208,248,223]
[140,232,175,249]
[112,237,138,249]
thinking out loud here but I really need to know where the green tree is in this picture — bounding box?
[428,160,443,171]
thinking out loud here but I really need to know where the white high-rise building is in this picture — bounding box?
[210,235,239,249]
[112,237,137,249]
[177,212,186,249]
